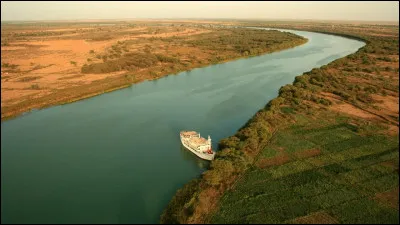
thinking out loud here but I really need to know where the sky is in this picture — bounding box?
[1,1,399,22]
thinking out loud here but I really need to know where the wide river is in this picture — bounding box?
[1,28,364,224]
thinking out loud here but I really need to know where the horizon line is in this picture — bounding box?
[1,17,399,24]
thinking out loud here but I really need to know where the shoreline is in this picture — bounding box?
[160,23,398,223]
[246,25,369,43]
[1,36,307,122]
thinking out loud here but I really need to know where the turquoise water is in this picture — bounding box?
[1,29,364,224]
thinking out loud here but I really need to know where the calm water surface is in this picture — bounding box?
[1,28,364,223]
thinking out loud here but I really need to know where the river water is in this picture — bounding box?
[1,28,364,224]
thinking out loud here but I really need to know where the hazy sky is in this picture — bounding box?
[1,1,399,22]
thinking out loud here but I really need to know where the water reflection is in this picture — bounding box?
[179,145,210,170]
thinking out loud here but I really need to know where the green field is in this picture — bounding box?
[211,110,399,224]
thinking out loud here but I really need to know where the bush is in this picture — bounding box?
[377,56,392,62]
[2,63,19,69]
[155,54,180,63]
[333,90,351,100]
[363,86,377,94]
[219,136,241,150]
[31,84,40,90]
[81,52,160,74]
[160,179,201,224]
[318,98,332,106]
[187,28,306,56]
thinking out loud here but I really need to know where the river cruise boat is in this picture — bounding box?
[180,131,215,161]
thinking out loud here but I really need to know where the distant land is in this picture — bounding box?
[1,18,399,25]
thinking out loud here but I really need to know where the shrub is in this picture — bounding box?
[2,63,19,69]
[219,136,241,150]
[318,98,332,106]
[81,52,160,74]
[31,84,40,90]
[363,86,377,94]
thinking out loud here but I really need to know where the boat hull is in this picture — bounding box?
[180,136,215,161]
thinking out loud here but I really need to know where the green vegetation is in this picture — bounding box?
[84,33,114,42]
[81,52,179,73]
[186,28,307,56]
[81,29,307,74]
[25,64,55,73]
[30,84,40,90]
[2,62,19,69]
[160,22,398,224]
[1,62,20,73]
[10,31,70,38]
[212,111,398,224]
[18,76,41,82]
[80,29,307,75]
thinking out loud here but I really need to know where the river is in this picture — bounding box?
[1,28,365,224]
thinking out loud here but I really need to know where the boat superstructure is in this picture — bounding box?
[180,131,215,161]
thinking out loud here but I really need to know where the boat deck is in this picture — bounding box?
[187,137,208,147]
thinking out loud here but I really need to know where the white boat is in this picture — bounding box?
[180,131,215,161]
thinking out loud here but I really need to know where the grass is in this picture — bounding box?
[210,110,399,223]
[330,197,398,224]
[287,211,339,224]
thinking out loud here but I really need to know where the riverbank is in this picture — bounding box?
[1,23,307,121]
[160,22,398,223]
